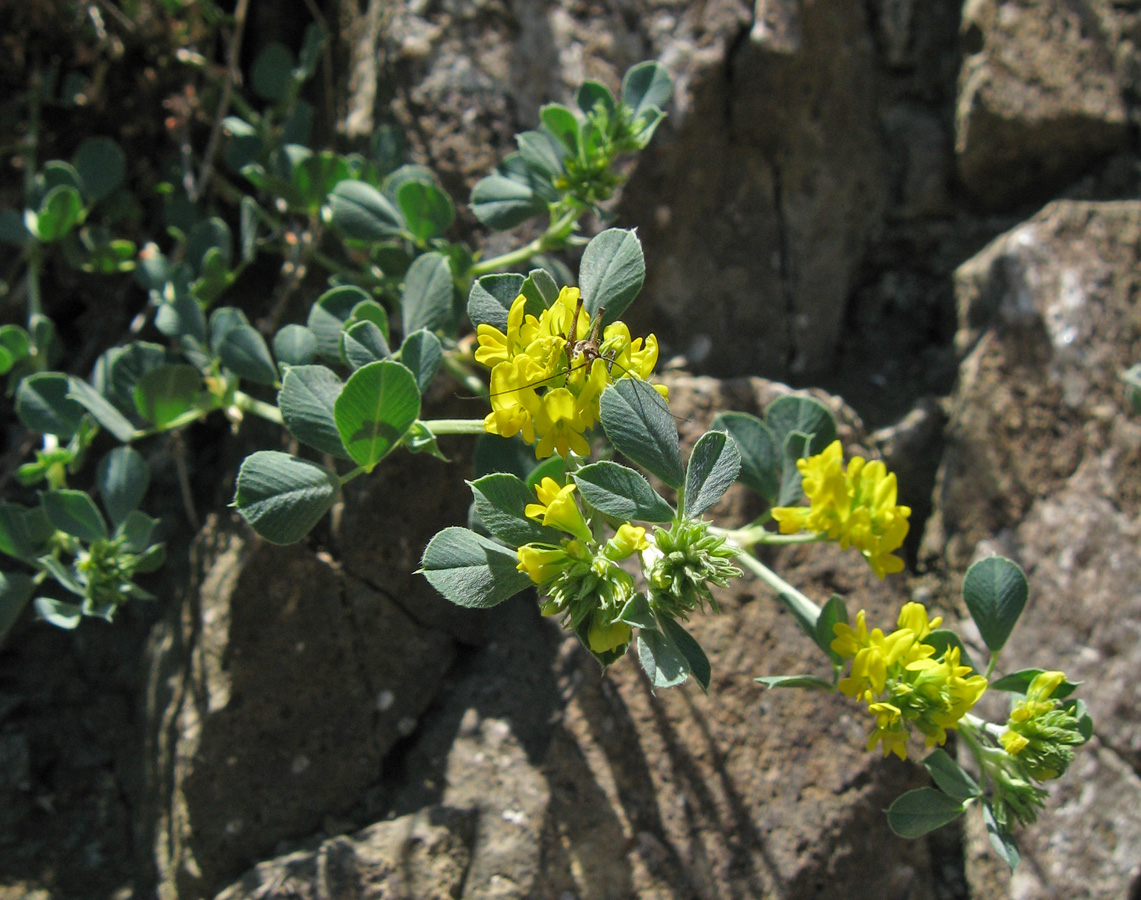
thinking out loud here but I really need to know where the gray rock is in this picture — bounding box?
[214,806,476,900]
[143,519,456,898]
[955,0,1130,207]
[923,200,1141,898]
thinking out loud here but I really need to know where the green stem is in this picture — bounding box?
[232,391,284,425]
[468,208,580,278]
[714,523,825,549]
[419,419,487,436]
[733,548,822,626]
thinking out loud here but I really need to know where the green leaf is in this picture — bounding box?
[0,570,35,642]
[622,62,672,119]
[40,556,84,597]
[599,379,683,488]
[274,324,318,367]
[92,341,168,417]
[924,629,981,674]
[307,285,373,362]
[16,372,87,439]
[278,365,349,459]
[399,329,442,394]
[233,451,340,544]
[516,130,566,181]
[572,461,674,522]
[251,42,294,100]
[214,321,278,386]
[397,180,455,243]
[766,395,837,458]
[401,421,447,460]
[814,594,848,662]
[962,556,1028,653]
[296,22,328,80]
[520,268,560,310]
[776,431,811,507]
[469,473,559,547]
[0,503,51,561]
[0,325,30,375]
[187,217,233,274]
[887,788,967,838]
[35,597,82,629]
[617,592,656,630]
[28,185,84,242]
[294,151,351,211]
[983,803,1020,870]
[402,252,454,336]
[711,411,781,502]
[419,526,533,608]
[154,279,207,346]
[329,180,404,240]
[43,489,109,542]
[96,446,149,528]
[683,430,741,518]
[540,103,580,154]
[467,273,527,331]
[334,360,420,471]
[73,136,126,203]
[579,228,645,324]
[133,364,201,428]
[922,749,981,801]
[754,675,835,690]
[990,669,1079,700]
[342,320,392,370]
[118,509,158,553]
[469,173,546,230]
[637,628,690,689]
[349,299,390,342]
[660,616,711,691]
[576,80,616,118]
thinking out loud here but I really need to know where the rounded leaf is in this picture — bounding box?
[16,372,87,440]
[29,185,84,242]
[467,273,526,331]
[233,451,340,544]
[962,556,1028,653]
[307,285,373,362]
[133,364,202,428]
[342,320,392,370]
[579,228,645,324]
[599,379,683,488]
[42,489,109,542]
[278,365,349,459]
[334,360,420,470]
[96,446,150,527]
[419,526,533,608]
[273,324,318,367]
[887,788,967,838]
[399,329,442,394]
[251,42,295,100]
[73,136,126,203]
[397,179,455,243]
[572,461,674,522]
[711,411,780,502]
[329,180,404,240]
[683,430,741,518]
[470,174,545,230]
[401,252,454,336]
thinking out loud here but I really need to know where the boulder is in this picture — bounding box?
[955,0,1130,207]
[143,518,456,897]
[923,200,1141,898]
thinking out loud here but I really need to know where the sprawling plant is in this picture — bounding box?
[0,21,1089,865]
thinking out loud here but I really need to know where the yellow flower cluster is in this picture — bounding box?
[475,286,666,458]
[832,602,988,760]
[514,478,650,655]
[771,440,911,578]
[1000,670,1085,781]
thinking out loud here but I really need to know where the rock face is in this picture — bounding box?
[922,201,1141,899]
[955,0,1131,206]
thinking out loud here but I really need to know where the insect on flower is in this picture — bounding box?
[472,286,669,457]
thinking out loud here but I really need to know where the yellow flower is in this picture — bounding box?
[516,543,574,584]
[525,478,593,542]
[604,523,649,561]
[475,285,667,457]
[771,441,911,578]
[588,617,632,654]
[866,701,909,760]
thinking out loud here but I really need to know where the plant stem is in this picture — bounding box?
[232,391,284,425]
[733,548,822,625]
[468,208,580,278]
[420,419,487,436]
